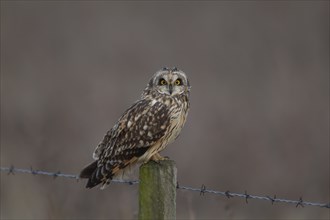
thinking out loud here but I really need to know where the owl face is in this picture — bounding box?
[148,68,190,96]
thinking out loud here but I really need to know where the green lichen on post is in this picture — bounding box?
[138,160,177,220]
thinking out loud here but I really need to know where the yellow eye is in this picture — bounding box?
[159,79,167,85]
[175,79,182,85]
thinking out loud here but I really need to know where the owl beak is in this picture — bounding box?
[168,84,173,95]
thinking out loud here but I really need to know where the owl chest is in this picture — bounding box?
[162,103,188,147]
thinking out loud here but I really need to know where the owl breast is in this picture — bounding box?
[159,95,189,150]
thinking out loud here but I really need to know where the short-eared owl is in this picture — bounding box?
[80,67,190,188]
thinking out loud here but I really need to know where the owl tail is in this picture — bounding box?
[79,161,103,188]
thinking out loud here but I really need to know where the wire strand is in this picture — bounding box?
[1,166,329,209]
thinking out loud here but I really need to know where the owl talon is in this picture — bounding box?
[151,153,168,162]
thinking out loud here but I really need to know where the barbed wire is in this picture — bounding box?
[1,166,329,209]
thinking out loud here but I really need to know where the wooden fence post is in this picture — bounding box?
[138,160,177,220]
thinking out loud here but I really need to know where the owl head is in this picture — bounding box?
[146,67,190,97]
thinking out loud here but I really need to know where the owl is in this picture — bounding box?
[79,67,190,188]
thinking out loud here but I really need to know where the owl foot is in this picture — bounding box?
[151,153,169,162]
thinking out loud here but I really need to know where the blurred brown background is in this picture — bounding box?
[1,1,329,219]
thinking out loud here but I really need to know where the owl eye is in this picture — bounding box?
[175,79,182,85]
[159,78,167,85]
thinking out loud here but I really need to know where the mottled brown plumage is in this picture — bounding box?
[80,67,190,188]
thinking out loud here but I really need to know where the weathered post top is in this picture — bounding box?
[138,160,177,220]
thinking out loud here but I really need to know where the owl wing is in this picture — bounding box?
[80,99,171,188]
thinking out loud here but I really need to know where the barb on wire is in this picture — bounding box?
[266,195,276,205]
[8,165,15,175]
[225,190,233,199]
[244,190,250,204]
[1,166,329,209]
[200,184,206,196]
[296,197,304,208]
